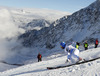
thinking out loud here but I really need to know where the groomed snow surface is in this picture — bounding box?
[0,45,100,76]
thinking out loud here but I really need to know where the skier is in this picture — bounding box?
[84,41,88,50]
[37,53,42,62]
[60,42,82,62]
[95,38,99,48]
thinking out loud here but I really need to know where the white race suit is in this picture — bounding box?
[65,45,80,61]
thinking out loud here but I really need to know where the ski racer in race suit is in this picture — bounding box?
[60,42,82,62]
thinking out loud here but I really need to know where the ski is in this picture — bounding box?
[47,57,100,70]
[0,60,24,66]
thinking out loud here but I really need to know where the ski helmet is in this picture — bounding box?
[60,42,66,49]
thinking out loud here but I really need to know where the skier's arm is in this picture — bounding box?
[64,47,70,58]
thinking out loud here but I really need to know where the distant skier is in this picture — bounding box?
[75,42,80,49]
[95,38,99,48]
[60,42,82,62]
[84,41,88,50]
[37,53,42,62]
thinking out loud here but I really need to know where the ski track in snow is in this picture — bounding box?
[0,47,100,76]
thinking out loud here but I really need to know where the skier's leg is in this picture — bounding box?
[40,58,42,61]
[73,49,82,61]
[67,54,74,62]
[95,44,96,48]
[67,49,74,62]
[67,54,72,61]
[96,44,97,48]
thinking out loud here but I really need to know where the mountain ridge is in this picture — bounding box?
[19,0,100,50]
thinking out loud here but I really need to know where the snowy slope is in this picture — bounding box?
[0,46,100,76]
[1,0,99,72]
[15,1,100,70]
[0,6,70,72]
[0,0,100,75]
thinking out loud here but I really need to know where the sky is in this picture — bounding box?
[0,0,96,13]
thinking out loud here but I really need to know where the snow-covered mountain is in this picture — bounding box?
[0,6,70,34]
[9,7,70,27]
[25,19,51,30]
[0,6,70,72]
[19,0,100,50]
[16,0,100,69]
[0,0,100,74]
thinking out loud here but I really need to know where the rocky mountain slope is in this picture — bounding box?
[19,0,100,50]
